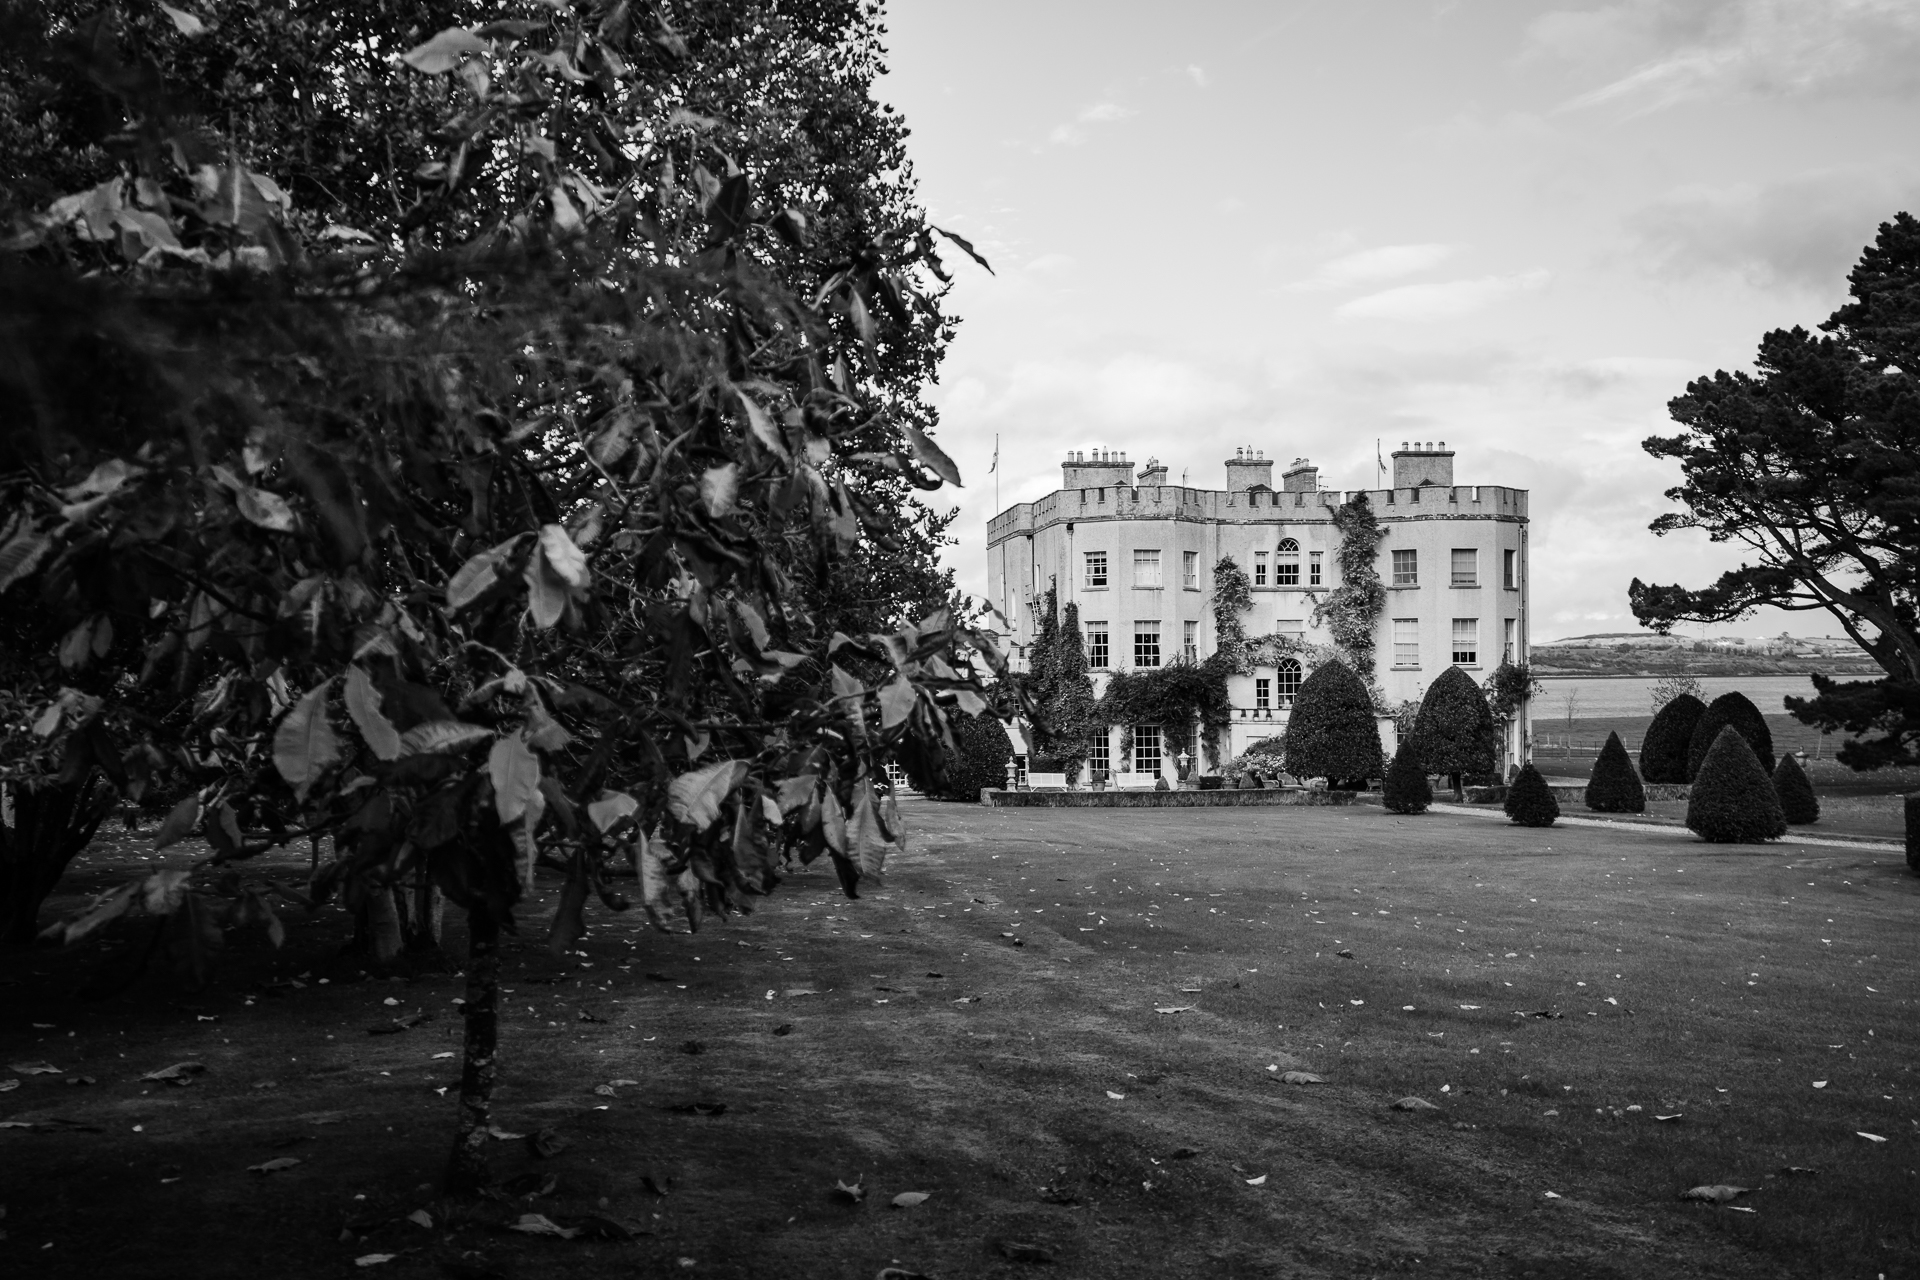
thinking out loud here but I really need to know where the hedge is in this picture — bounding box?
[1640,692,1704,783]
[1686,691,1775,781]
[1584,731,1646,813]
[1686,726,1786,843]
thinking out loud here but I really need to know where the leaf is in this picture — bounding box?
[353,1254,396,1268]
[1858,1131,1888,1143]
[523,698,573,752]
[1106,1091,1125,1100]
[538,524,591,590]
[58,618,95,671]
[446,537,521,611]
[877,677,915,730]
[667,759,747,830]
[508,1212,577,1239]
[701,463,739,516]
[902,424,962,488]
[157,3,206,36]
[141,1060,206,1082]
[233,484,295,532]
[344,666,401,761]
[11,1061,63,1075]
[1245,1174,1268,1186]
[1153,1005,1196,1015]
[1280,1071,1324,1085]
[401,26,486,74]
[832,1178,865,1203]
[397,720,491,756]
[1392,1096,1439,1111]
[993,1240,1054,1264]
[587,791,639,833]
[489,732,542,826]
[550,184,582,234]
[890,1191,929,1208]
[932,224,994,274]
[733,388,789,462]
[526,561,567,630]
[0,523,53,593]
[248,1156,300,1174]
[273,680,340,800]
[1679,1184,1754,1203]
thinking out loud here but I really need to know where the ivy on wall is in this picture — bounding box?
[1101,660,1233,771]
[1483,659,1541,724]
[1023,585,1100,771]
[1312,494,1388,688]
[1210,556,1252,671]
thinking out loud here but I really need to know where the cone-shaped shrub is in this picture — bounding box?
[1409,666,1499,799]
[1686,726,1786,843]
[1584,731,1646,813]
[1640,692,1704,783]
[1686,691,1774,781]
[1504,763,1559,827]
[1284,659,1383,785]
[1383,741,1433,814]
[1772,754,1820,824]
[908,712,1013,801]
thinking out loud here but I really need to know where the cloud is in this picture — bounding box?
[1623,170,1920,291]
[1290,243,1458,291]
[1528,0,1920,111]
[1186,64,1208,88]
[1336,271,1550,322]
[1047,101,1136,146]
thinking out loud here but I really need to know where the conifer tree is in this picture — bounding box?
[1584,731,1646,813]
[1283,659,1383,785]
[1687,691,1776,780]
[1504,763,1559,827]
[1383,741,1432,814]
[1410,665,1499,801]
[1772,753,1820,824]
[1640,692,1705,783]
[1686,727,1787,842]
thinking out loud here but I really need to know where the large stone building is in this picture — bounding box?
[985,442,1532,782]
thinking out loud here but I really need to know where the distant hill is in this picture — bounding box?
[1530,644,1880,678]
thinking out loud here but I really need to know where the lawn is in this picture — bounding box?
[2,803,1917,1279]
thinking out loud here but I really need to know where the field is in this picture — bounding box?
[2,803,1917,1279]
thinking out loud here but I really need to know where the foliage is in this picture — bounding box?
[1382,741,1432,815]
[1222,735,1287,786]
[1020,588,1097,773]
[1503,763,1559,828]
[1640,692,1705,783]
[0,776,115,945]
[1631,214,1920,771]
[1482,661,1540,724]
[1584,732,1646,814]
[1101,659,1231,770]
[1686,692,1775,781]
[0,2,1003,1194]
[1907,795,1920,876]
[1686,727,1786,843]
[1410,666,1498,790]
[1282,659,1382,784]
[1210,556,1251,672]
[909,712,1011,801]
[1772,754,1820,824]
[1649,673,1703,715]
[1312,494,1386,686]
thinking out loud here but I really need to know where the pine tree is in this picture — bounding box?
[1771,754,1820,824]
[1409,666,1499,800]
[1048,603,1100,777]
[1383,741,1432,814]
[1686,726,1787,843]
[1584,731,1646,813]
[1504,763,1560,827]
[1283,659,1383,785]
[1686,691,1775,781]
[1640,692,1705,783]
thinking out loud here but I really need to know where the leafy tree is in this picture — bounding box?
[1686,728,1786,843]
[1282,659,1381,786]
[908,711,1011,801]
[1649,673,1703,715]
[1584,731,1646,813]
[1686,692,1775,781]
[1044,602,1099,775]
[1382,741,1431,814]
[1640,692,1705,783]
[1631,213,1920,771]
[1409,666,1498,801]
[1503,763,1558,828]
[0,5,1003,1196]
[1772,754,1820,824]
[1223,736,1287,786]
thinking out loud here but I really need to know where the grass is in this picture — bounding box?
[2,805,1917,1278]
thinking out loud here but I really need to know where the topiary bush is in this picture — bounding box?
[909,712,1013,801]
[1686,691,1775,781]
[1772,754,1819,824]
[1409,665,1499,801]
[1504,763,1559,827]
[1283,659,1383,785]
[1584,731,1646,813]
[1686,726,1786,843]
[1640,692,1705,783]
[1382,741,1432,815]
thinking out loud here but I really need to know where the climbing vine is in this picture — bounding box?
[1101,661,1232,770]
[1312,494,1388,685]
[1483,660,1541,724]
[1210,556,1252,672]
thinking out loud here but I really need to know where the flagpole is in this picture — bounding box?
[993,433,1000,513]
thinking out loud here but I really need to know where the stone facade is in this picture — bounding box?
[985,443,1532,781]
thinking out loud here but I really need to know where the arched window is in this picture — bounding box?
[1276,538,1300,586]
[1277,657,1303,703]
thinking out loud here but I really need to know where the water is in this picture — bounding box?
[1532,673,1823,720]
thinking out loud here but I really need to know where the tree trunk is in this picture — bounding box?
[403,863,446,957]
[1449,771,1464,803]
[444,908,500,1196]
[0,777,112,947]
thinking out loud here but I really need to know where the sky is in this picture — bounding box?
[876,0,1920,642]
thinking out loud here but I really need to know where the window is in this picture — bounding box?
[1098,488,1106,504]
[1503,618,1516,662]
[1503,548,1517,589]
[1253,551,1268,587]
[1393,617,1419,667]
[1452,617,1478,665]
[1133,725,1162,776]
[1255,678,1271,710]
[1182,620,1198,661]
[1277,657,1303,703]
[1182,550,1198,589]
[1088,731,1110,778]
[1451,548,1477,587]
[1133,549,1162,588]
[1276,538,1300,586]
[1309,551,1323,587]
[1392,550,1418,586]
[1134,621,1161,668]
[1086,622,1110,670]
[1084,551,1108,588]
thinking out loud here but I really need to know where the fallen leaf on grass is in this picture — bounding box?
[0,1079,17,1092]
[1653,1114,1684,1122]
[640,1170,672,1196]
[508,1212,578,1239]
[486,1125,527,1141]
[1457,1005,1481,1011]
[1335,949,1354,959]
[1518,1010,1564,1020]
[832,1178,865,1203]
[1106,1091,1125,1100]
[500,1171,557,1198]
[951,997,979,1005]
[667,1101,726,1117]
[1280,1072,1324,1085]
[994,1239,1055,1263]
[576,1010,608,1024]
[1858,1132,1887,1143]
[353,1255,396,1268]
[1542,1191,1562,1199]
[1244,1174,1267,1186]
[432,1052,455,1060]
[140,1061,206,1084]
[1153,1005,1196,1015]
[891,1191,929,1208]
[1778,1166,1819,1176]
[529,1127,571,1158]
[11,1062,63,1076]
[1680,1185,1754,1203]
[783,988,818,998]
[248,1157,301,1174]
[773,1024,793,1035]
[406,1209,433,1229]
[1037,1183,1079,1205]
[1392,1097,1439,1111]
[1727,1206,1756,1213]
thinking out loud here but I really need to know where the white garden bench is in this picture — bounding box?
[1025,772,1070,789]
